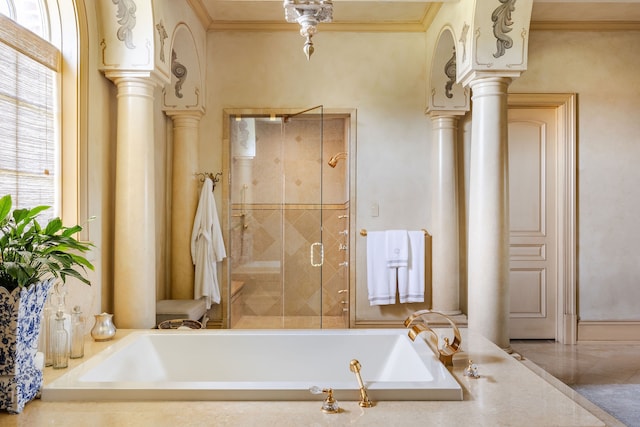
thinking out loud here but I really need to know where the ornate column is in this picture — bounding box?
[165,111,202,299]
[430,114,461,315]
[466,76,511,349]
[105,71,158,329]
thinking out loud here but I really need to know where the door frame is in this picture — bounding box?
[508,93,577,344]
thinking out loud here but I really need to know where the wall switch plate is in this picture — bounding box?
[370,202,379,217]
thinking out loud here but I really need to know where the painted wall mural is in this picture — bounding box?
[171,50,187,98]
[112,0,137,49]
[491,0,516,58]
[444,50,456,99]
[156,21,168,63]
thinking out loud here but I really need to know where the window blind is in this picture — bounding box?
[0,21,57,220]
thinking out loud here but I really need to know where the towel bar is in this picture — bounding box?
[360,228,430,237]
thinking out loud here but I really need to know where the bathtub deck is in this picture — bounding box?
[2,329,613,426]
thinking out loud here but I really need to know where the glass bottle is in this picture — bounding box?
[41,289,56,367]
[52,311,69,369]
[50,287,71,353]
[70,306,85,359]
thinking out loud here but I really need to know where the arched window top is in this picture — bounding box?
[0,0,49,40]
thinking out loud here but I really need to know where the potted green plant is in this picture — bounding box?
[0,194,93,414]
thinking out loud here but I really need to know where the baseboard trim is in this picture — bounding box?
[353,320,404,328]
[578,321,640,341]
[354,314,468,329]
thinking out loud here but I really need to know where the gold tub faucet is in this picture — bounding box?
[404,310,462,367]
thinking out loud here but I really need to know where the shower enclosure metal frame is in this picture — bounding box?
[221,107,356,329]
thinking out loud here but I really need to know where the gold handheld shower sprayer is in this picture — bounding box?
[349,359,373,407]
[328,152,347,168]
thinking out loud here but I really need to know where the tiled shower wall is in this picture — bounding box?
[229,116,349,324]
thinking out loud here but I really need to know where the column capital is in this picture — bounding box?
[429,115,461,133]
[427,110,465,120]
[103,69,167,89]
[164,109,205,121]
[467,76,513,103]
[460,71,516,90]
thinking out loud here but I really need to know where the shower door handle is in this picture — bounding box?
[310,242,324,267]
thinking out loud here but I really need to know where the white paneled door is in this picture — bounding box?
[508,107,558,339]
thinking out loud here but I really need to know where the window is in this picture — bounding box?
[0,1,59,220]
[0,0,48,39]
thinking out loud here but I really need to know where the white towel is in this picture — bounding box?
[191,177,227,309]
[398,230,425,303]
[367,231,396,305]
[385,230,409,267]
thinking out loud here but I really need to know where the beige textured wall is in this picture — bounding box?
[510,30,640,321]
[79,2,640,326]
[76,0,198,317]
[203,31,433,325]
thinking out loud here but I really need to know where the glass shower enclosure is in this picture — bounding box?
[226,106,349,329]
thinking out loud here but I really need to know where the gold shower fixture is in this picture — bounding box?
[283,0,333,60]
[349,359,373,407]
[328,152,347,168]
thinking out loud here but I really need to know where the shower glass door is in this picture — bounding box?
[282,106,324,328]
[228,106,324,328]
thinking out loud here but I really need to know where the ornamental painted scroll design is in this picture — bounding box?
[156,21,168,63]
[459,23,469,62]
[444,50,456,99]
[171,50,187,98]
[491,0,516,58]
[112,0,137,49]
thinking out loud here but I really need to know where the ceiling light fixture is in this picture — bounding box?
[283,0,333,60]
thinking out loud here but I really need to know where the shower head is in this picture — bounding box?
[328,152,347,168]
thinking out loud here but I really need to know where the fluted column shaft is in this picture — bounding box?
[107,73,157,329]
[430,115,461,314]
[167,112,202,299]
[467,77,511,349]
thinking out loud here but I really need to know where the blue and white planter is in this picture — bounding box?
[0,280,53,414]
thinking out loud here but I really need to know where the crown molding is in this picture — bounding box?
[186,0,213,29]
[188,1,640,34]
[200,1,439,33]
[530,20,640,31]
[207,21,427,33]
[421,3,442,31]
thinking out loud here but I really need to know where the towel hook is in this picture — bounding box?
[196,172,222,191]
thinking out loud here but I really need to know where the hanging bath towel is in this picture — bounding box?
[397,230,425,303]
[367,231,396,305]
[191,177,227,309]
[385,230,409,268]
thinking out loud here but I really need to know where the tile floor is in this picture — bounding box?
[510,340,640,427]
[510,340,640,386]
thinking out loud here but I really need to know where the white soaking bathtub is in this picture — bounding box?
[42,329,462,402]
